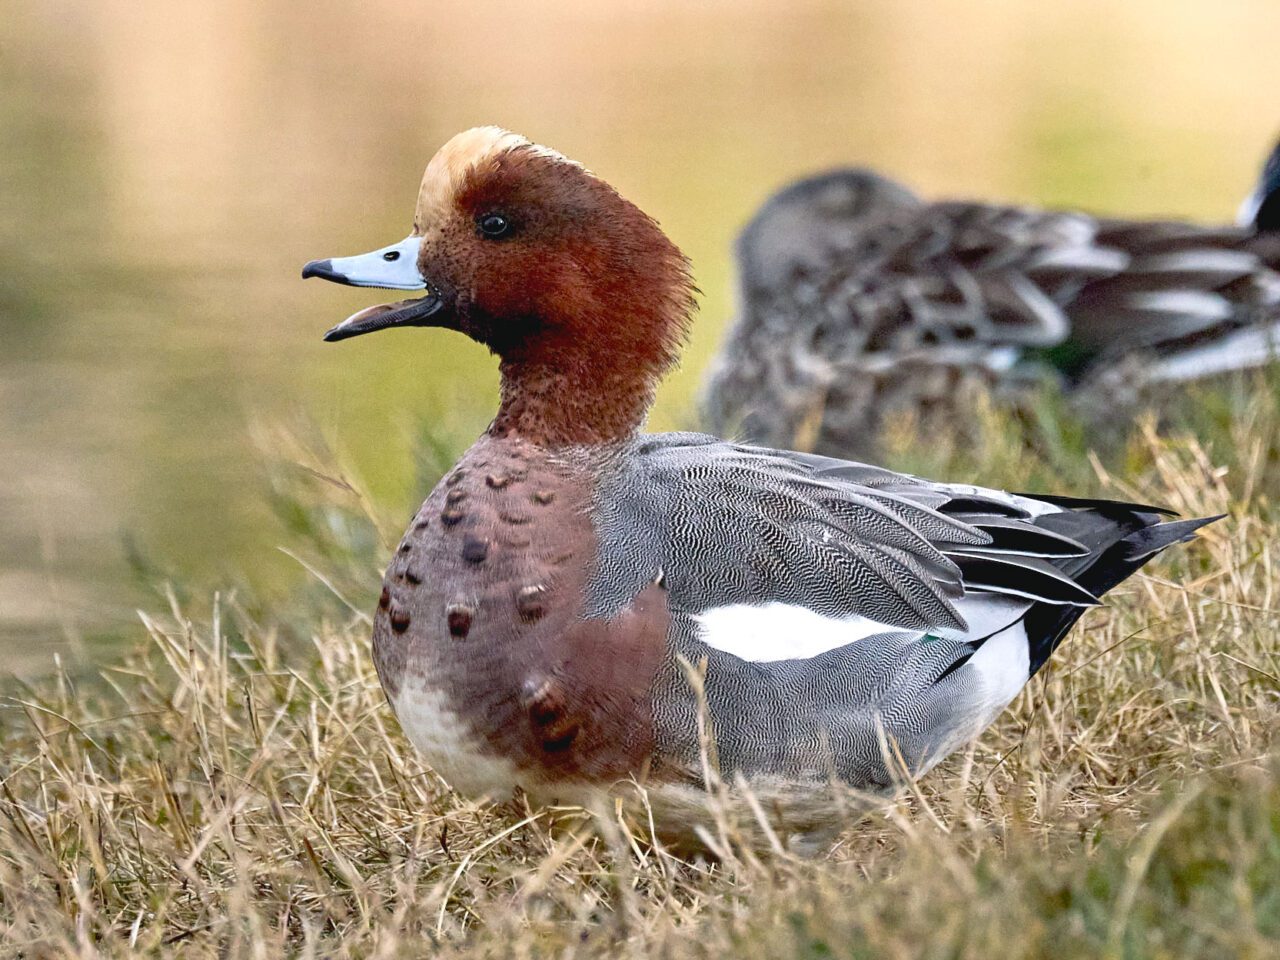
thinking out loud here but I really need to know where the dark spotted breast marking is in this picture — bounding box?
[378,586,390,610]
[371,435,671,787]
[461,536,490,563]
[446,488,468,505]
[446,603,473,639]
[516,584,547,622]
[523,676,581,752]
[389,605,411,633]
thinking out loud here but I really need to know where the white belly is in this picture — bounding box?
[390,679,524,800]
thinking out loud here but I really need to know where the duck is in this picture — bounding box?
[301,127,1217,841]
[702,138,1280,459]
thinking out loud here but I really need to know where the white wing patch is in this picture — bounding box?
[693,602,900,663]
[694,593,1032,665]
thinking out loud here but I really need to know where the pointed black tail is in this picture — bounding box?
[1022,510,1221,675]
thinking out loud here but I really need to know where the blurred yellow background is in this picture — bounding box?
[2,0,1278,667]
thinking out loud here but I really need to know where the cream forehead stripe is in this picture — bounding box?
[413,126,582,231]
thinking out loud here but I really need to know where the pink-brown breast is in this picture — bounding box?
[372,435,670,796]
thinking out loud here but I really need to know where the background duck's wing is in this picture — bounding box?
[745,181,1280,372]
[703,180,1104,450]
[703,168,1280,453]
[1055,219,1280,364]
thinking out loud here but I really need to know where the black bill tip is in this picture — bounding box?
[302,259,345,282]
[322,323,358,343]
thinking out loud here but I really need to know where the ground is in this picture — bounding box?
[1,380,1278,958]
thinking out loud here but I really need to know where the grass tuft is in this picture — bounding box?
[2,382,1280,957]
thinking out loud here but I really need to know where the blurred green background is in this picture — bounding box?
[2,0,1278,670]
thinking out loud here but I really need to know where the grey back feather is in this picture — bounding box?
[581,434,1213,789]
[585,434,1098,634]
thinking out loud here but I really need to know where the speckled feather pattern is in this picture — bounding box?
[704,167,1280,457]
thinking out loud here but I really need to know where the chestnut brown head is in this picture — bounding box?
[303,127,696,384]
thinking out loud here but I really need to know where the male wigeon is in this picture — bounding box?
[703,138,1280,458]
[303,127,1216,838]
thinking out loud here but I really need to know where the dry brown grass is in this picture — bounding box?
[2,394,1279,958]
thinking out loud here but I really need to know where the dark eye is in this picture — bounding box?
[478,213,512,239]
[382,250,400,261]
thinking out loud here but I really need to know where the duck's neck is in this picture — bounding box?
[489,354,658,447]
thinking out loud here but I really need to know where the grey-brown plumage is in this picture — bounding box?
[703,140,1280,458]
